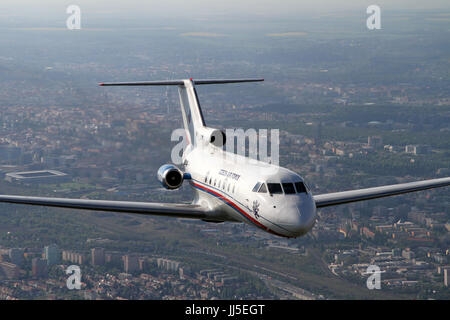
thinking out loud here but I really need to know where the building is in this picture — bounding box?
[445,268,449,287]
[105,252,122,265]
[431,253,448,264]
[0,262,20,279]
[361,227,375,239]
[179,266,193,279]
[392,248,402,257]
[138,258,147,271]
[157,258,180,272]
[402,248,415,260]
[44,244,61,266]
[5,170,69,184]
[62,251,87,265]
[9,248,24,266]
[32,258,47,278]
[415,145,431,155]
[76,253,88,265]
[405,145,431,155]
[405,145,416,154]
[91,248,105,266]
[221,276,238,285]
[437,265,450,274]
[0,145,21,164]
[123,255,139,273]
[368,136,383,149]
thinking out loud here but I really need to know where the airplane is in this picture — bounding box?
[0,78,449,238]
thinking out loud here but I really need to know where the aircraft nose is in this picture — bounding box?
[299,199,316,231]
[291,200,316,237]
[277,197,316,237]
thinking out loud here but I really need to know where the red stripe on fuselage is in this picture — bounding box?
[191,181,288,238]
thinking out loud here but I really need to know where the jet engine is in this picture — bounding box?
[209,129,226,147]
[157,164,184,190]
[197,127,226,147]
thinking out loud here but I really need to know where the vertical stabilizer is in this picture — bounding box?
[177,79,206,147]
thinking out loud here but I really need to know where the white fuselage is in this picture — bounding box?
[183,144,317,238]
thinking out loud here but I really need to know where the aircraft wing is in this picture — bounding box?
[313,177,450,208]
[0,194,212,220]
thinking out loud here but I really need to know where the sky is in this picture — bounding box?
[1,0,449,19]
[0,1,449,30]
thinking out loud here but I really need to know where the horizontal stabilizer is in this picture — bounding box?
[99,78,264,87]
[194,78,264,85]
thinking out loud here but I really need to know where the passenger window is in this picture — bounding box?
[209,178,212,185]
[232,185,235,193]
[295,182,307,193]
[282,183,296,194]
[214,178,217,187]
[258,183,267,193]
[267,183,283,194]
[252,182,261,192]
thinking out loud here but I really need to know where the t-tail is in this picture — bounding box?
[99,78,263,151]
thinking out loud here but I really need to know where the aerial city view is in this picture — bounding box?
[0,0,449,304]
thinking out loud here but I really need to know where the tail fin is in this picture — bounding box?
[99,78,263,147]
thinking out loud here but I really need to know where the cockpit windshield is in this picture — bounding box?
[295,181,307,193]
[252,182,261,192]
[258,183,267,193]
[267,183,283,194]
[252,182,268,193]
[253,181,308,195]
[282,183,296,194]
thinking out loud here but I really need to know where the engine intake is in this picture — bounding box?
[209,129,226,147]
[197,126,226,147]
[157,164,184,190]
